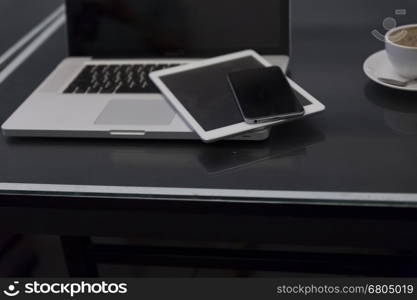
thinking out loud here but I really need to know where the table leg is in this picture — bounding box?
[60,236,98,277]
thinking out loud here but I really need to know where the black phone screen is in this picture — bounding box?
[228,67,305,122]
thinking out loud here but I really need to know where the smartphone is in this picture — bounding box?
[228,66,305,124]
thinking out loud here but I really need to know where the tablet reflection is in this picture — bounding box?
[109,121,325,176]
[197,121,325,176]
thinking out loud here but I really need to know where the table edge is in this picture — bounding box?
[0,182,416,207]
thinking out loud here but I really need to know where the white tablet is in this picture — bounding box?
[150,50,325,142]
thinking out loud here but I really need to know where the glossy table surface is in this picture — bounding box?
[0,0,416,206]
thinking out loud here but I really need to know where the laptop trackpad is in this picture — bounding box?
[95,100,175,126]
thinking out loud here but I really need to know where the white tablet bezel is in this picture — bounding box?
[150,50,325,142]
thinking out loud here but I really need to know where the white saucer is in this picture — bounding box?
[363,50,417,92]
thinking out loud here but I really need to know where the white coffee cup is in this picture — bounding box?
[385,24,417,80]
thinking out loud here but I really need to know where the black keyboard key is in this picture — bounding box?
[74,82,90,94]
[87,81,101,93]
[134,65,145,73]
[101,81,116,93]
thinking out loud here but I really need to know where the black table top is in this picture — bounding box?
[0,0,63,57]
[0,0,416,206]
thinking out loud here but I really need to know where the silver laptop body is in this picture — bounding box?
[2,0,291,140]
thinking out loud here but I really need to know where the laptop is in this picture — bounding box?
[2,0,291,140]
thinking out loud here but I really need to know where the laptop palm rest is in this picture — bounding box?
[95,100,175,126]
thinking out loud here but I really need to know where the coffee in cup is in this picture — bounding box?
[390,26,417,47]
[385,24,417,79]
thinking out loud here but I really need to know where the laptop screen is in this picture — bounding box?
[66,0,289,58]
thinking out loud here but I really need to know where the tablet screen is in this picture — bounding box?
[159,56,264,131]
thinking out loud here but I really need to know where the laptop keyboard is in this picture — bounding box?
[63,64,181,94]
